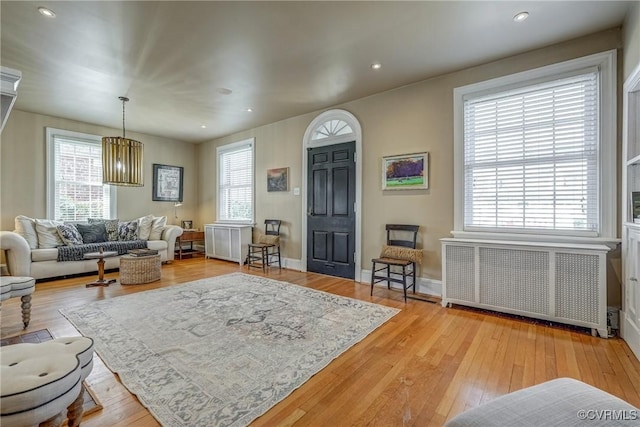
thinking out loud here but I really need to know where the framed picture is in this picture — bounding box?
[382,152,429,190]
[181,220,193,230]
[267,167,289,192]
[632,192,640,223]
[152,164,183,202]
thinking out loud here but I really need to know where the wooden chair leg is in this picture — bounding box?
[412,262,417,294]
[402,265,407,303]
[386,265,391,289]
[277,247,281,269]
[370,262,376,296]
[67,388,85,427]
[21,294,32,328]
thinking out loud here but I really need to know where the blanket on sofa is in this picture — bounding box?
[57,241,147,262]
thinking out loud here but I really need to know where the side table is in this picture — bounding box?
[176,230,205,259]
[83,251,118,287]
[120,254,161,285]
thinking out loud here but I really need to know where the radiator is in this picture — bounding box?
[441,238,611,337]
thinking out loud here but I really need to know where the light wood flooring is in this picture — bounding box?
[1,257,639,426]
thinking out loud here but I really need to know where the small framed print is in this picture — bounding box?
[267,167,289,192]
[181,220,193,230]
[382,152,429,190]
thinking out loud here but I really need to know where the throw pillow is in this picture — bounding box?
[148,216,167,240]
[57,223,84,246]
[88,218,119,241]
[76,223,108,244]
[14,215,38,249]
[34,219,64,249]
[118,220,139,241]
[136,214,155,240]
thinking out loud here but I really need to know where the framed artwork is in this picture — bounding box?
[382,152,429,190]
[267,167,289,192]
[181,220,193,230]
[152,164,184,202]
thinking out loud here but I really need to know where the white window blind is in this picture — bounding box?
[48,129,114,221]
[463,72,599,234]
[217,139,254,222]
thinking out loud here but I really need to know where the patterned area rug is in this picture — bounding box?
[0,329,103,417]
[60,273,399,427]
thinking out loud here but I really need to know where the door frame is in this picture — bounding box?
[301,109,362,281]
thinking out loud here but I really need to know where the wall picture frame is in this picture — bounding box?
[152,164,184,202]
[382,152,428,190]
[267,167,289,192]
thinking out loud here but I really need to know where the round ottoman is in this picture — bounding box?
[0,336,94,427]
[120,254,161,285]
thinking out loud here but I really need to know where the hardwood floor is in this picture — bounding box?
[2,257,639,426]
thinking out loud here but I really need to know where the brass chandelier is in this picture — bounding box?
[102,96,144,186]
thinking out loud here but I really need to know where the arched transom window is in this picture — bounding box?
[311,119,353,140]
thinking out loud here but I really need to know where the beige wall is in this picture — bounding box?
[0,110,198,231]
[1,28,625,283]
[624,2,640,79]
[197,29,622,281]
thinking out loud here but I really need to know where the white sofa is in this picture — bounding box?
[1,224,183,281]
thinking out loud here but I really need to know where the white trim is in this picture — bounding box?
[453,50,617,240]
[282,257,304,271]
[45,127,117,220]
[302,109,362,281]
[216,137,255,224]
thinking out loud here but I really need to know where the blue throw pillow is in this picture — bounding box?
[56,223,84,246]
[75,223,108,244]
[88,218,119,241]
[118,220,139,241]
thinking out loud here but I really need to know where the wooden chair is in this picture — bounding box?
[246,219,282,272]
[370,224,422,302]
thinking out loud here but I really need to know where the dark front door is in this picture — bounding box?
[307,141,356,279]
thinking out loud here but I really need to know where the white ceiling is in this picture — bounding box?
[0,1,632,143]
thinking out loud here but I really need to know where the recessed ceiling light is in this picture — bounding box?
[38,7,56,18]
[513,11,529,22]
[216,88,233,95]
[201,125,207,129]
[371,62,382,70]
[247,108,253,112]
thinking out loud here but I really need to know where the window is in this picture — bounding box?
[454,50,616,239]
[46,128,116,221]
[311,119,353,140]
[217,138,254,222]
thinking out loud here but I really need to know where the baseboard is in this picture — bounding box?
[282,258,304,271]
[359,269,442,297]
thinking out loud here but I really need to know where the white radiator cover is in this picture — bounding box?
[441,238,611,337]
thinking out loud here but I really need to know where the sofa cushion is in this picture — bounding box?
[88,218,119,241]
[118,220,139,241]
[136,214,155,240]
[14,215,38,249]
[35,219,64,249]
[75,223,108,244]
[57,223,83,246]
[31,248,59,262]
[149,216,167,241]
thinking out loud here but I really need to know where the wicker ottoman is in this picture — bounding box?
[119,254,161,285]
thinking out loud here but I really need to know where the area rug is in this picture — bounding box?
[60,273,399,427]
[0,329,103,417]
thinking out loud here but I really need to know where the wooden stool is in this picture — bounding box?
[0,337,94,427]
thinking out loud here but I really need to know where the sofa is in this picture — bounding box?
[1,215,183,281]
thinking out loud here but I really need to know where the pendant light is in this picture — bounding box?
[102,96,144,186]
